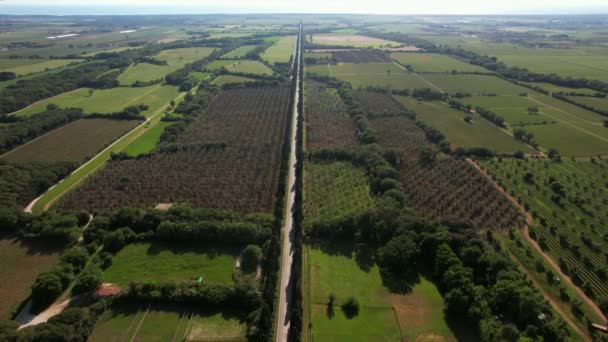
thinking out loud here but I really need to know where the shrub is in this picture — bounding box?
[241,244,262,274]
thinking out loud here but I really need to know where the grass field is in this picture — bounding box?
[566,95,608,111]
[0,237,64,319]
[90,305,247,342]
[522,82,599,95]
[307,62,426,89]
[227,60,273,75]
[14,84,180,117]
[261,35,296,64]
[103,242,238,287]
[459,93,608,156]
[1,118,140,163]
[211,74,255,86]
[0,59,84,76]
[401,98,534,153]
[123,121,173,157]
[303,161,375,227]
[222,45,258,59]
[419,74,530,95]
[311,34,400,48]
[204,59,238,71]
[307,246,456,341]
[391,53,486,73]
[498,55,608,82]
[118,47,215,85]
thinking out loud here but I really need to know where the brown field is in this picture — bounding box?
[333,50,391,63]
[0,237,64,319]
[1,119,140,163]
[355,90,405,116]
[59,86,291,214]
[305,81,357,150]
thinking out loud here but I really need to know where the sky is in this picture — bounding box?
[1,0,608,15]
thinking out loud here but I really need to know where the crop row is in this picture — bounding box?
[304,81,357,151]
[480,157,608,299]
[59,86,291,214]
[399,157,525,230]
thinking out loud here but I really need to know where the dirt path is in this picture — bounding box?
[23,91,184,214]
[16,295,82,330]
[276,26,301,342]
[467,158,608,325]
[508,250,591,341]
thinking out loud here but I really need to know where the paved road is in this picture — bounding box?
[276,25,302,342]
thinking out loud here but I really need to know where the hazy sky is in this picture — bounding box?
[1,0,608,15]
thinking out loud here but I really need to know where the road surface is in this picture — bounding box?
[275,25,302,342]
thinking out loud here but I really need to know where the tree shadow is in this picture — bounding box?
[354,243,374,272]
[308,238,354,258]
[445,310,481,342]
[379,267,420,295]
[145,240,242,258]
[326,304,334,319]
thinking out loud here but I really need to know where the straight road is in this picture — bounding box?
[276,25,302,342]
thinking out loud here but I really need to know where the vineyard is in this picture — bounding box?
[398,157,526,230]
[480,157,608,299]
[0,237,64,319]
[1,119,140,163]
[303,160,375,227]
[355,90,405,116]
[304,81,357,150]
[59,86,291,214]
[332,50,391,63]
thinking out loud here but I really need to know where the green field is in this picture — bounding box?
[228,60,273,75]
[419,74,530,95]
[123,121,174,156]
[307,247,456,342]
[498,54,608,82]
[261,35,296,64]
[204,59,238,71]
[566,95,608,111]
[0,58,84,76]
[90,305,246,342]
[211,74,255,86]
[1,118,140,163]
[391,53,487,73]
[103,242,238,286]
[480,158,608,300]
[311,34,400,48]
[222,45,258,59]
[307,62,427,89]
[14,84,179,117]
[303,161,375,227]
[118,47,215,85]
[402,98,534,153]
[522,82,599,95]
[459,93,608,156]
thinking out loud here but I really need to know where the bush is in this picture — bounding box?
[341,297,360,318]
[72,266,103,294]
[241,244,262,274]
[31,272,63,309]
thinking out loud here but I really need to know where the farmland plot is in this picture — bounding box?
[59,86,291,214]
[391,52,486,73]
[397,157,526,230]
[1,118,140,163]
[311,34,400,48]
[404,98,535,154]
[1,59,84,76]
[14,84,180,117]
[307,62,427,90]
[419,74,529,95]
[304,81,357,150]
[480,158,608,300]
[355,90,404,116]
[0,238,64,319]
[332,50,391,63]
[261,35,296,64]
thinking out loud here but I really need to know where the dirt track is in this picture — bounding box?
[467,158,607,326]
